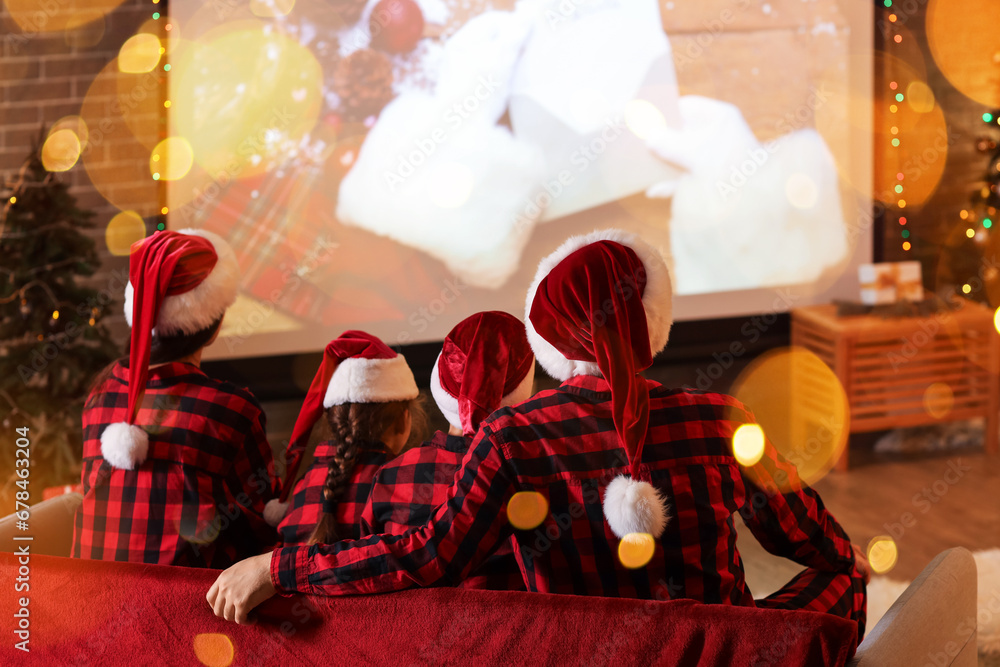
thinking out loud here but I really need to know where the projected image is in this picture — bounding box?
[166,0,860,354]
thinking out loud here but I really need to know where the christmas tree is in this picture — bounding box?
[941,107,1000,304]
[0,138,119,504]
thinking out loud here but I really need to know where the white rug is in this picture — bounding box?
[868,549,1000,656]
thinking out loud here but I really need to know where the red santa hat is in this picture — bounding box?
[429,311,535,437]
[525,229,673,539]
[101,228,241,471]
[264,330,419,526]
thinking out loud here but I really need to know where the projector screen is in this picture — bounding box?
[165,0,873,360]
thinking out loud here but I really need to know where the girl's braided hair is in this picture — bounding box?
[307,396,427,545]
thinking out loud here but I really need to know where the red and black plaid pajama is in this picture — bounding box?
[272,376,866,639]
[277,442,390,546]
[360,431,525,591]
[72,361,278,568]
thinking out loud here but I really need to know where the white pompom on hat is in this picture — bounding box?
[101,228,240,471]
[526,228,673,539]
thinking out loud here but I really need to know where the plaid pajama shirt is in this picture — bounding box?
[72,361,278,568]
[272,376,866,639]
[277,441,390,546]
[360,431,526,591]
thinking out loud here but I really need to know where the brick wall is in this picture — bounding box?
[1,0,162,342]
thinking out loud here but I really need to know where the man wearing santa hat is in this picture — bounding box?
[73,229,278,568]
[208,229,867,641]
[360,311,534,590]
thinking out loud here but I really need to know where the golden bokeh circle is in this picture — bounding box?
[867,536,899,575]
[923,382,954,420]
[507,491,549,531]
[41,129,82,172]
[105,211,147,256]
[618,532,656,570]
[193,633,235,667]
[171,26,323,181]
[119,33,163,74]
[729,347,849,489]
[5,0,127,33]
[732,423,766,467]
[927,0,1000,107]
[150,137,195,182]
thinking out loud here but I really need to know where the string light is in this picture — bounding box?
[902,241,911,251]
[161,206,169,214]
[894,34,902,43]
[984,113,994,123]
[963,284,973,294]
[8,196,15,204]
[895,93,904,102]
[51,310,59,320]
[152,12,160,19]
[164,100,171,108]
[960,209,969,219]
[985,218,993,229]
[902,230,910,238]
[899,217,907,225]
[967,228,976,238]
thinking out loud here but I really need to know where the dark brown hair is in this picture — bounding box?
[87,318,223,397]
[308,395,428,545]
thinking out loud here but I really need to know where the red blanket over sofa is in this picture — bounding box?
[0,552,857,666]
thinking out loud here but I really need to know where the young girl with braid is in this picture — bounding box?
[263,331,427,546]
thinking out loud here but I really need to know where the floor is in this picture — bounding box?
[741,447,1000,596]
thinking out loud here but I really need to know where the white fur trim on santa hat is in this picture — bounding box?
[324,355,419,407]
[524,229,673,382]
[100,422,150,470]
[124,228,241,336]
[264,499,289,527]
[603,475,669,539]
[429,355,536,431]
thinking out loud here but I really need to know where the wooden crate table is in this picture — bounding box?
[791,299,1000,470]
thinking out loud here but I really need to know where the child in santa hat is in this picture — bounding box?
[360,311,534,590]
[73,229,278,568]
[265,330,427,546]
[208,229,867,642]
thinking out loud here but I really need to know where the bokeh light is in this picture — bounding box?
[193,633,235,667]
[105,211,146,256]
[732,423,766,467]
[41,129,82,172]
[623,99,667,140]
[250,0,296,18]
[171,27,323,180]
[785,173,818,210]
[905,81,936,114]
[618,533,656,569]
[119,33,162,73]
[927,0,1000,107]
[867,536,899,575]
[507,491,549,530]
[150,137,195,181]
[729,348,849,489]
[428,162,475,209]
[5,0,127,33]
[923,382,954,419]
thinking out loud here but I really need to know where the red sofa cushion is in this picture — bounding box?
[0,552,857,665]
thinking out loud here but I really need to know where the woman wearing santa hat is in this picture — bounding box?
[265,330,427,546]
[359,311,534,590]
[208,229,867,642]
[73,228,278,568]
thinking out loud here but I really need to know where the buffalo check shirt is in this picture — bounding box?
[277,441,391,546]
[73,361,277,568]
[271,375,858,605]
[360,431,526,591]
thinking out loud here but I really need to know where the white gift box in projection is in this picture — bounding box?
[164,0,872,358]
